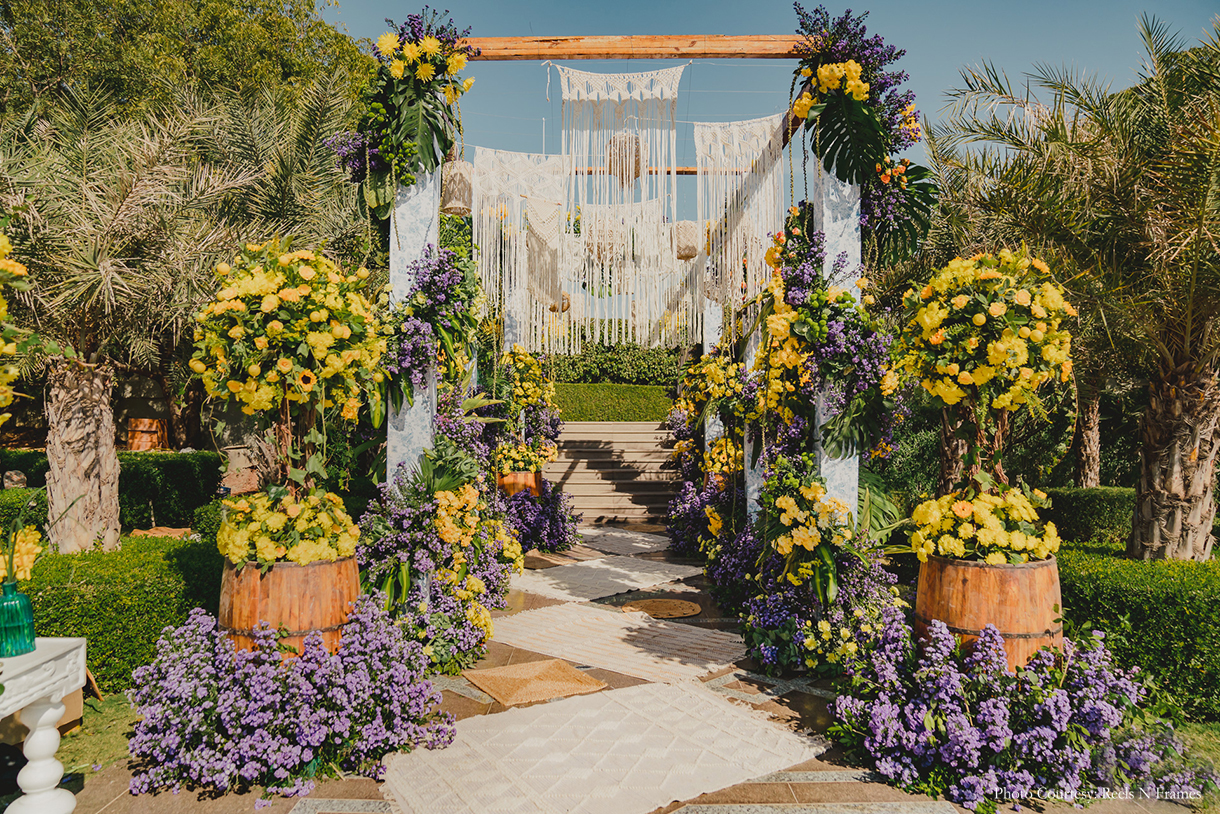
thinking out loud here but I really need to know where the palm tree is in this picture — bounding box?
[0,88,253,552]
[936,17,1220,560]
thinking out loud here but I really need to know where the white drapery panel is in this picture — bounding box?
[694,114,786,342]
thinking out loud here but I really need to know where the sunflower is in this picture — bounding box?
[298,370,317,392]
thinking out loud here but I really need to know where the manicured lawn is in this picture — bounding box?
[553,383,671,422]
[59,694,137,776]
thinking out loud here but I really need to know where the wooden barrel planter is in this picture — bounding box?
[498,471,542,497]
[219,557,360,656]
[914,554,1063,671]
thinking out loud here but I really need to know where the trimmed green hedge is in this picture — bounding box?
[548,342,686,386]
[1059,535,1220,720]
[0,450,223,530]
[1042,487,1135,542]
[553,383,672,422]
[21,534,224,693]
[0,488,48,533]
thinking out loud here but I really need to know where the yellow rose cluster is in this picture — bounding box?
[769,481,854,563]
[896,248,1075,412]
[1,526,42,581]
[0,234,28,424]
[703,436,743,477]
[492,441,557,475]
[376,30,476,106]
[218,491,359,567]
[910,487,1061,564]
[192,239,387,418]
[501,344,555,413]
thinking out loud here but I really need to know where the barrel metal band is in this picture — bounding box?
[915,615,1063,640]
[220,623,346,637]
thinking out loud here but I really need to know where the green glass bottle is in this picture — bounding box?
[0,580,35,657]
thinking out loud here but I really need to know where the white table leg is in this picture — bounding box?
[7,696,76,814]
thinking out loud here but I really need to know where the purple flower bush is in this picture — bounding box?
[504,478,580,554]
[831,614,1219,811]
[128,596,453,802]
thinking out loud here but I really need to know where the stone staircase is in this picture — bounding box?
[544,421,679,524]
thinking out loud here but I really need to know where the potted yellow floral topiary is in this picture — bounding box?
[894,246,1075,669]
[493,345,557,497]
[192,237,386,655]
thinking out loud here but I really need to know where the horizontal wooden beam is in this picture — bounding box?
[464,35,802,61]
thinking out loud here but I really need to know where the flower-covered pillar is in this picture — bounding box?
[387,172,442,479]
[702,267,724,443]
[811,164,862,516]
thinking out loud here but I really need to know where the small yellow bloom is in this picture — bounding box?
[416,62,436,81]
[377,32,399,56]
[390,60,405,79]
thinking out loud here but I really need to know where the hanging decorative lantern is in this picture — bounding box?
[673,220,699,260]
[441,159,473,216]
[606,133,646,187]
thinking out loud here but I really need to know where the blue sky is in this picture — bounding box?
[324,0,1217,213]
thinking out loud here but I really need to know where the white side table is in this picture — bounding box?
[0,637,87,814]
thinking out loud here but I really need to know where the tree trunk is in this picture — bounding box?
[1075,371,1102,488]
[1128,367,1220,561]
[937,407,967,496]
[45,359,120,553]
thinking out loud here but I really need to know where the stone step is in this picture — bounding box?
[547,458,675,474]
[560,481,676,496]
[559,438,676,450]
[557,448,674,461]
[545,469,679,483]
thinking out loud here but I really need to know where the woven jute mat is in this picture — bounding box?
[621,598,702,619]
[463,658,607,706]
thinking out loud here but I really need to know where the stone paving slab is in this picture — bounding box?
[381,682,824,814]
[579,527,672,556]
[491,602,747,683]
[510,555,702,602]
[290,801,392,813]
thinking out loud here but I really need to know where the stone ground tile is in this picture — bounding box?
[491,602,747,684]
[666,805,958,813]
[523,544,607,570]
[510,555,703,602]
[751,691,835,735]
[72,764,381,814]
[381,683,824,814]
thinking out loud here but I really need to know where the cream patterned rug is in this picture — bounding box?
[490,602,746,683]
[380,682,824,814]
[510,554,701,602]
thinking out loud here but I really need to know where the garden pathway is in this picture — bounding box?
[375,525,963,814]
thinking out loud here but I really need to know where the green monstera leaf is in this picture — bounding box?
[804,93,887,186]
[871,163,938,266]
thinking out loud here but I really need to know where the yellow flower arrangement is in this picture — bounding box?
[217,491,360,567]
[1,526,42,581]
[500,344,555,412]
[910,486,1060,564]
[192,239,386,419]
[492,441,558,474]
[759,453,856,600]
[895,247,1074,414]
